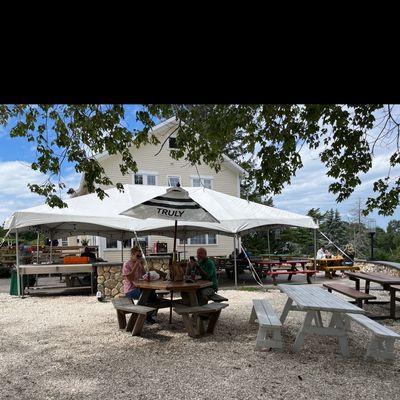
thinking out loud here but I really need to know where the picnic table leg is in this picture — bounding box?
[249,305,257,324]
[330,313,350,357]
[390,288,397,320]
[137,289,152,306]
[364,280,371,303]
[126,313,138,332]
[207,310,221,334]
[293,311,314,352]
[116,310,127,329]
[314,311,323,328]
[354,278,360,291]
[169,290,173,324]
[132,314,146,336]
[306,273,312,284]
[280,298,294,323]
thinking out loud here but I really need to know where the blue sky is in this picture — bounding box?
[0,106,398,229]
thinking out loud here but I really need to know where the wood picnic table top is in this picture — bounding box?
[279,284,364,314]
[346,271,400,285]
[134,279,212,292]
[255,259,309,266]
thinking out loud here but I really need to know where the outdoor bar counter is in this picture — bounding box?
[18,256,172,298]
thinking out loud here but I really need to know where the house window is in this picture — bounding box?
[167,176,181,187]
[180,233,217,246]
[192,177,213,189]
[122,239,132,248]
[61,237,68,246]
[134,173,157,185]
[106,238,118,248]
[134,174,143,185]
[169,137,178,149]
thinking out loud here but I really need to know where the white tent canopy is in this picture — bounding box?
[5,185,317,238]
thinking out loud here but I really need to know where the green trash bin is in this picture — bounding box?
[9,269,18,295]
[9,269,36,295]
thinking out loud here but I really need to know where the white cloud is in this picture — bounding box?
[273,146,400,229]
[0,161,81,225]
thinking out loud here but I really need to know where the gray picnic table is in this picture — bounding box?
[279,284,365,356]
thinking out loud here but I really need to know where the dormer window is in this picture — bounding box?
[168,137,178,149]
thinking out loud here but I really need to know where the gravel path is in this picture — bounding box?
[0,289,399,400]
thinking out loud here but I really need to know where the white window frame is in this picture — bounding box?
[133,170,159,186]
[178,233,218,246]
[166,175,181,187]
[190,175,214,189]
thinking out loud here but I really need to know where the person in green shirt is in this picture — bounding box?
[196,247,218,305]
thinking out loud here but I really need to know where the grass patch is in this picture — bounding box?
[238,286,264,292]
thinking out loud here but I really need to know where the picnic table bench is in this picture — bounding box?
[174,302,228,337]
[345,312,400,361]
[249,299,282,350]
[111,297,156,336]
[346,271,400,319]
[323,283,376,308]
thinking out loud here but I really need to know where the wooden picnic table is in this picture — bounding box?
[346,271,400,319]
[134,279,213,327]
[279,284,364,356]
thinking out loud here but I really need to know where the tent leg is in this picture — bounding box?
[233,235,238,289]
[313,229,317,279]
[16,229,21,297]
[36,232,40,263]
[121,232,124,262]
[267,229,271,256]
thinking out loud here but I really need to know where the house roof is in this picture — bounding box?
[74,117,246,195]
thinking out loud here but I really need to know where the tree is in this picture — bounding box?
[1,104,399,215]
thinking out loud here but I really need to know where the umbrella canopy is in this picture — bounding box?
[120,186,219,223]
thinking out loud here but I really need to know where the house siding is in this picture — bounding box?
[78,122,241,259]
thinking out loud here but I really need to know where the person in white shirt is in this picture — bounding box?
[316,246,326,260]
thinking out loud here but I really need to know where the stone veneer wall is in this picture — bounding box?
[96,256,171,298]
[355,261,400,278]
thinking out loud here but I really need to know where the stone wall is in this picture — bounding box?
[355,261,400,278]
[96,256,171,298]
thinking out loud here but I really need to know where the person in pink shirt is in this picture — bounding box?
[122,245,157,324]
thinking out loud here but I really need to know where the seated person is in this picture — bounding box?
[316,246,326,260]
[196,247,218,305]
[185,256,198,277]
[81,247,97,261]
[122,245,157,323]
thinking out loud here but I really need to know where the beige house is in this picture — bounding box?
[70,117,245,262]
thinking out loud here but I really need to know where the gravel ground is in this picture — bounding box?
[1,288,400,400]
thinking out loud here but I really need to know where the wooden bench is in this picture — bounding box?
[111,298,156,336]
[322,265,359,278]
[174,302,228,337]
[323,283,376,308]
[209,293,228,303]
[265,270,316,285]
[249,299,282,350]
[345,313,400,361]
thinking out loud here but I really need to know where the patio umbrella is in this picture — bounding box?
[120,184,219,261]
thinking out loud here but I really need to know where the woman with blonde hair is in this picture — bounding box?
[122,245,157,323]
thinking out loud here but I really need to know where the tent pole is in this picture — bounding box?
[233,235,238,289]
[313,228,317,272]
[16,229,21,297]
[49,232,53,264]
[267,229,271,256]
[173,220,178,262]
[36,231,40,263]
[121,232,124,263]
